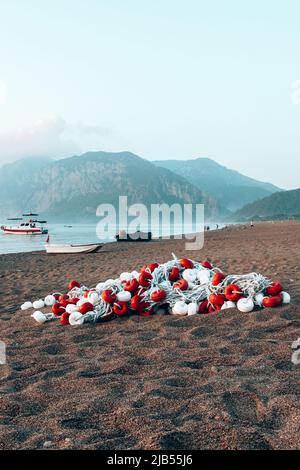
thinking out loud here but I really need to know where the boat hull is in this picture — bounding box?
[1,226,47,235]
[45,243,102,254]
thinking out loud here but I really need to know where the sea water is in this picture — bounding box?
[0,222,226,255]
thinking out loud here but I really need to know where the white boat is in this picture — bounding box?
[45,243,103,254]
[1,212,48,235]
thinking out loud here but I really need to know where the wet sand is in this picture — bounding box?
[0,221,299,449]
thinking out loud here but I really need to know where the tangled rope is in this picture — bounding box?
[20,254,291,326]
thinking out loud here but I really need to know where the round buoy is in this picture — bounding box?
[187,302,198,315]
[202,260,212,269]
[173,279,188,291]
[151,289,166,302]
[52,303,65,316]
[66,304,78,314]
[116,290,131,302]
[78,302,94,314]
[180,258,194,269]
[211,272,225,286]
[68,280,80,291]
[102,290,117,304]
[281,291,291,304]
[113,301,128,316]
[197,269,211,285]
[33,299,45,309]
[262,295,283,308]
[21,301,33,311]
[69,312,85,326]
[182,269,197,283]
[237,297,254,312]
[172,301,188,315]
[44,295,56,307]
[266,282,283,296]
[169,266,180,282]
[31,311,47,324]
[225,284,243,302]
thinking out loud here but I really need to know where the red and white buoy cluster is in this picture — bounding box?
[20,254,291,326]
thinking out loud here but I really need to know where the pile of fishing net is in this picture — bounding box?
[21,254,291,326]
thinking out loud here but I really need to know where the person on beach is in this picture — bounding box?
[251,220,254,228]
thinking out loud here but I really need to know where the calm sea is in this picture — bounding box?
[0,222,226,255]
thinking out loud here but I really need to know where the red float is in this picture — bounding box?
[266,282,283,296]
[169,266,180,282]
[124,278,139,293]
[52,303,65,316]
[101,290,117,304]
[60,311,70,325]
[173,279,188,291]
[209,293,226,306]
[151,289,167,302]
[68,280,80,291]
[139,271,152,288]
[263,295,283,308]
[202,260,213,269]
[212,272,225,286]
[113,301,128,316]
[179,258,194,269]
[78,302,94,314]
[225,284,243,302]
[198,299,209,313]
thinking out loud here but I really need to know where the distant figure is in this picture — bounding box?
[216,224,219,230]
[207,225,210,231]
[250,220,254,228]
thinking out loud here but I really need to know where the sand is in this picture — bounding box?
[0,221,299,450]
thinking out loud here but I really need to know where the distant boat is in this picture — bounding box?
[115,230,152,242]
[1,212,48,235]
[45,243,103,254]
[64,225,73,228]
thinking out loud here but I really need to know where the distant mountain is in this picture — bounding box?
[232,188,300,221]
[0,152,225,222]
[154,158,281,212]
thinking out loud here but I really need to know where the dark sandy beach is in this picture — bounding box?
[0,221,299,449]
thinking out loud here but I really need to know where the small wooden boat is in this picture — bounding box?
[45,243,103,254]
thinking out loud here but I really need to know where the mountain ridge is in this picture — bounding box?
[153,157,281,211]
[231,188,300,221]
[0,151,225,222]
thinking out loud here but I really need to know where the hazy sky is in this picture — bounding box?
[0,0,300,189]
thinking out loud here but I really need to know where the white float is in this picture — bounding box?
[116,290,131,302]
[66,304,78,314]
[44,295,56,306]
[254,293,264,307]
[33,299,45,309]
[21,301,33,311]
[119,272,131,282]
[88,291,99,304]
[281,291,291,304]
[172,301,188,316]
[31,311,55,324]
[182,269,197,283]
[69,311,85,326]
[237,297,254,313]
[197,269,211,285]
[187,302,198,316]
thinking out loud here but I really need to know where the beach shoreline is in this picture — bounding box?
[0,221,299,450]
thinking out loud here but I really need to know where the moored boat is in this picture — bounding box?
[1,212,48,235]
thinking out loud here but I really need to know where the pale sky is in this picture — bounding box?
[0,0,300,189]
